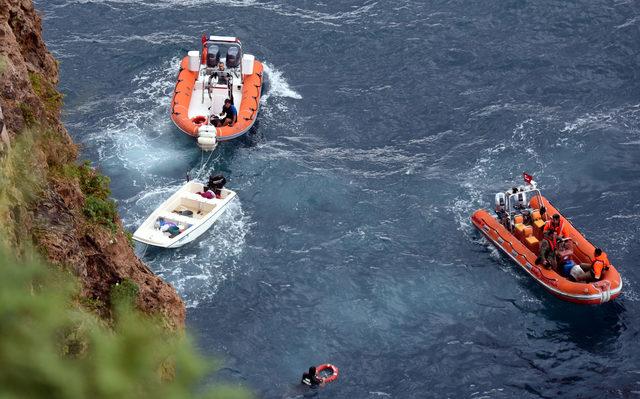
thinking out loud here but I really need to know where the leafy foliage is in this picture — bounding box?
[29,71,64,113]
[19,102,36,126]
[110,278,139,311]
[0,249,250,399]
[83,194,118,232]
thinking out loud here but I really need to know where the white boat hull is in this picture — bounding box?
[133,181,237,248]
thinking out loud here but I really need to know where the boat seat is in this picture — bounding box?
[532,219,545,240]
[157,211,195,224]
[525,236,539,253]
[514,215,524,224]
[184,192,218,203]
[514,223,526,239]
[531,209,541,221]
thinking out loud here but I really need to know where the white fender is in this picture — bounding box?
[198,130,216,138]
[197,136,217,151]
[198,125,216,134]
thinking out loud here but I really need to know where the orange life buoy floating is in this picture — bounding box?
[316,364,339,384]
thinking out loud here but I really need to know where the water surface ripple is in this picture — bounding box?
[38,0,640,397]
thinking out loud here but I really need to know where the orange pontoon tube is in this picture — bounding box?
[471,175,622,304]
[170,35,264,148]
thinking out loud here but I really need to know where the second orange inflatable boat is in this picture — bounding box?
[471,174,622,304]
[170,35,263,150]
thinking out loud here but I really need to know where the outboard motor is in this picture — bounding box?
[206,45,220,68]
[207,174,227,197]
[514,192,527,210]
[226,45,241,68]
[495,193,506,213]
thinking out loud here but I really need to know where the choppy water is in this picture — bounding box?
[37,0,640,397]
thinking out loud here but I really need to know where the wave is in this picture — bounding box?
[48,0,378,27]
[261,61,302,102]
[136,199,251,308]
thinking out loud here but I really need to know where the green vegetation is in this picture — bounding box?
[19,102,36,126]
[55,160,119,232]
[0,54,8,75]
[29,71,64,113]
[0,130,42,250]
[125,230,135,248]
[110,278,139,311]
[0,249,249,399]
[83,194,118,232]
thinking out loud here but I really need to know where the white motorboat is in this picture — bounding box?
[133,179,236,248]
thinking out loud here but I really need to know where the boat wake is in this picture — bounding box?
[67,54,258,307]
[261,61,302,102]
[136,199,251,308]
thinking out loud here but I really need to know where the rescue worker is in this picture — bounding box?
[544,213,567,238]
[301,366,323,387]
[580,248,610,282]
[536,229,558,271]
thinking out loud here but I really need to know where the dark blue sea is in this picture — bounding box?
[37,1,640,397]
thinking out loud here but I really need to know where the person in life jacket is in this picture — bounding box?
[544,213,568,238]
[580,247,610,282]
[301,366,323,387]
[536,229,558,271]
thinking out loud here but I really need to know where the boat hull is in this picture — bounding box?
[471,196,622,304]
[170,56,263,141]
[133,181,237,248]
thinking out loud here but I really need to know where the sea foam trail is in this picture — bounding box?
[261,62,302,102]
[78,55,253,307]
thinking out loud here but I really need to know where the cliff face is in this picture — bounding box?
[0,0,185,328]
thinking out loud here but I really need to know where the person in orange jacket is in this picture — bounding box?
[579,248,610,281]
[544,213,568,238]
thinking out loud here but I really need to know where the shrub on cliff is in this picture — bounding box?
[0,250,249,399]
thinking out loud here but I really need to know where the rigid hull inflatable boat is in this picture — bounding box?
[171,35,263,150]
[133,180,236,248]
[471,175,622,304]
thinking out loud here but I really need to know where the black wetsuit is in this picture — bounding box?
[301,372,322,386]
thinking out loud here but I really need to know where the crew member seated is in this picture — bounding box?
[579,247,610,282]
[544,213,567,238]
[536,229,558,271]
[301,366,323,387]
[213,99,237,127]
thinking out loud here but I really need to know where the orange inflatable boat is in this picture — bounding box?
[170,35,263,150]
[471,174,622,304]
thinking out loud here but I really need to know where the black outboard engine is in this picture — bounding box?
[206,45,220,68]
[206,174,227,197]
[226,45,241,68]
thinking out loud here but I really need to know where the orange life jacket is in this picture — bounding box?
[592,253,609,280]
[544,219,566,236]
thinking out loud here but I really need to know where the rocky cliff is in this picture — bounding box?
[0,0,185,328]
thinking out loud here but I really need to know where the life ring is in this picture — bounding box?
[191,115,207,126]
[316,364,339,384]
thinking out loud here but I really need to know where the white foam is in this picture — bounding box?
[262,61,302,102]
[139,199,251,308]
[68,54,254,307]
